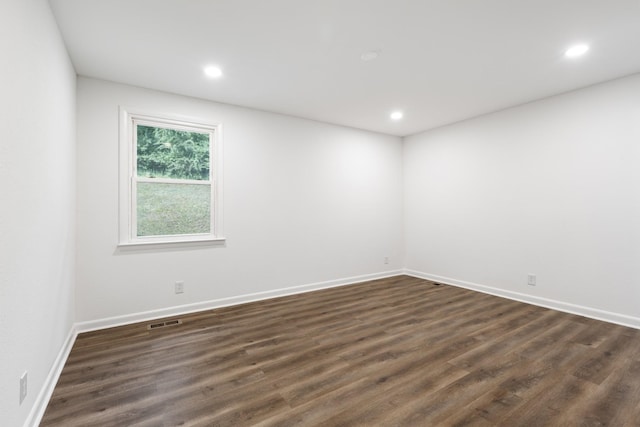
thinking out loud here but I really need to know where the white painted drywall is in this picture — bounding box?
[76,77,403,322]
[0,0,77,425]
[404,73,640,322]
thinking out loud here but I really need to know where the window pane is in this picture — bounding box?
[137,125,210,180]
[137,182,211,236]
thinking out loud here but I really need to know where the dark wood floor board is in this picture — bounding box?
[386,367,508,425]
[292,330,463,410]
[312,316,385,344]
[609,359,640,425]
[127,366,276,426]
[440,387,522,426]
[72,325,151,349]
[499,357,565,400]
[305,358,470,426]
[509,317,587,361]
[167,389,289,427]
[533,339,594,374]
[46,349,265,424]
[570,319,616,347]
[447,308,526,341]
[500,373,597,426]
[254,378,374,427]
[329,343,517,426]
[41,275,640,426]
[622,383,640,427]
[556,357,640,427]
[380,293,518,337]
[448,310,565,372]
[277,364,371,409]
[467,304,556,342]
[571,329,640,386]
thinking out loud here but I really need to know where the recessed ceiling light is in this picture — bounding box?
[204,65,223,78]
[361,50,380,62]
[564,44,589,58]
[390,111,403,120]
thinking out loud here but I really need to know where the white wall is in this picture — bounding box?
[76,77,403,324]
[0,0,76,426]
[404,73,640,326]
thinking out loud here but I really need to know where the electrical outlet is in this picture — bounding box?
[527,274,536,286]
[384,257,390,265]
[174,281,184,294]
[20,371,27,405]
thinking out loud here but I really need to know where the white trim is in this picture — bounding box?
[117,236,226,250]
[134,116,216,134]
[136,177,210,185]
[404,269,640,330]
[25,325,78,427]
[213,124,223,239]
[75,270,403,333]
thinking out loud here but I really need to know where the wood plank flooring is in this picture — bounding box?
[41,276,640,426]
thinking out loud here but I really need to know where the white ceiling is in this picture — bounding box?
[49,0,640,136]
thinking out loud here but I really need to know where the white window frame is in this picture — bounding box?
[118,107,224,248]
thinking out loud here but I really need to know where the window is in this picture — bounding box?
[119,109,223,246]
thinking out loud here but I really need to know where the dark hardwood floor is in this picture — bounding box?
[41,276,640,426]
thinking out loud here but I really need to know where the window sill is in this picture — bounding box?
[117,237,226,251]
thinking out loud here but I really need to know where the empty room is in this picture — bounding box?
[2,0,640,426]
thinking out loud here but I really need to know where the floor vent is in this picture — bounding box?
[147,319,182,330]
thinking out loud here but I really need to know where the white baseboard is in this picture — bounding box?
[75,270,403,333]
[404,269,640,330]
[25,324,78,427]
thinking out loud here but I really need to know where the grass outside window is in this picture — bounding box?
[136,182,211,237]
